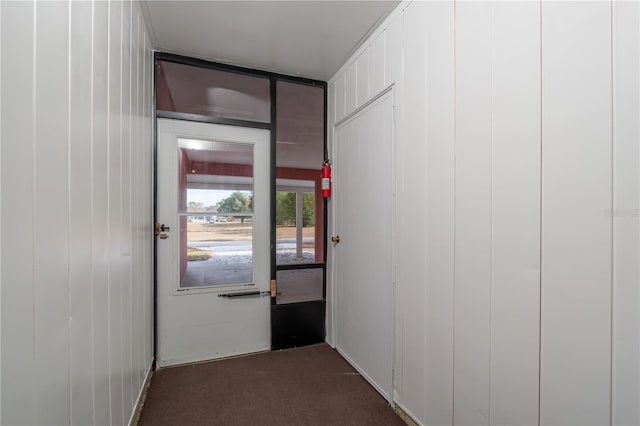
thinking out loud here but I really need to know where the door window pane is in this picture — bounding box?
[276,81,325,264]
[178,138,255,288]
[157,60,270,123]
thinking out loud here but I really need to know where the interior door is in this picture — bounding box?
[157,118,271,367]
[333,91,394,400]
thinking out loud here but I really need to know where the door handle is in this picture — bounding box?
[218,291,270,298]
[155,222,171,235]
[331,235,340,244]
[158,233,169,240]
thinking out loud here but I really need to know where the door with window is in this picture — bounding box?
[156,118,270,367]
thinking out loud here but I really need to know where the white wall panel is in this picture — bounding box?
[121,0,134,415]
[69,1,95,424]
[143,32,154,384]
[424,2,455,424]
[92,1,113,423]
[335,72,346,123]
[490,3,541,425]
[369,31,385,97]
[0,3,3,420]
[612,2,640,424]
[33,2,70,423]
[0,3,36,424]
[356,50,369,108]
[1,1,154,425]
[384,13,402,88]
[454,2,493,424]
[345,61,357,116]
[329,1,638,425]
[396,1,427,421]
[541,3,612,425]
[108,2,124,423]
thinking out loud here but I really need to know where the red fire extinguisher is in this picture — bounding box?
[321,160,332,198]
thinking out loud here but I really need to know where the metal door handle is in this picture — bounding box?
[331,235,341,244]
[218,291,270,298]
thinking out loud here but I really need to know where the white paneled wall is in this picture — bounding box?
[329,1,639,425]
[613,2,640,424]
[541,3,612,424]
[0,1,154,425]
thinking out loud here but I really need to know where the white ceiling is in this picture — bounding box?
[141,0,398,81]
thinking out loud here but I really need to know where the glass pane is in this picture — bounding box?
[276,81,325,265]
[157,60,270,123]
[275,189,316,264]
[276,268,324,305]
[177,138,255,288]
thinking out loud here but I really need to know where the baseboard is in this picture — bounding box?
[393,402,423,426]
[335,346,392,403]
[128,364,154,426]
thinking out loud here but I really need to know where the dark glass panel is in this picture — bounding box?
[156,60,270,123]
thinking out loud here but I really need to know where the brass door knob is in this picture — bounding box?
[331,235,340,244]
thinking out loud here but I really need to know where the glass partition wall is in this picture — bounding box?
[155,53,327,349]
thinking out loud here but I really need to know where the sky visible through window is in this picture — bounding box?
[187,188,234,208]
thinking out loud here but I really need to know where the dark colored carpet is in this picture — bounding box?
[138,343,405,426]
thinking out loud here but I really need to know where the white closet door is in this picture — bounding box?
[334,91,394,401]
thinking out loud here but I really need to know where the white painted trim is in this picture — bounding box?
[128,364,153,426]
[334,85,394,128]
[0,0,3,421]
[336,347,392,403]
[393,401,424,426]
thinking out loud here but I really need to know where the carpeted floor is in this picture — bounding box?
[138,343,405,426]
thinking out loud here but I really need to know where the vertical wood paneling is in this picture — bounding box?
[490,3,541,425]
[143,31,153,374]
[33,2,70,423]
[69,1,95,424]
[612,1,640,424]
[121,0,133,415]
[356,50,369,108]
[108,1,124,423]
[335,72,346,123]
[541,3,612,425]
[329,2,639,426]
[134,12,146,390]
[0,3,3,419]
[130,3,141,402]
[0,3,36,424]
[91,1,112,423]
[397,1,427,421]
[454,2,492,425]
[424,2,455,424]
[384,13,402,87]
[369,31,385,97]
[345,61,356,116]
[2,1,153,424]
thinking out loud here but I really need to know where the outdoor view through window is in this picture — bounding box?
[178,138,255,288]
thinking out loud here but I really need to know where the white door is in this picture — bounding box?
[333,91,394,400]
[157,118,271,367]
